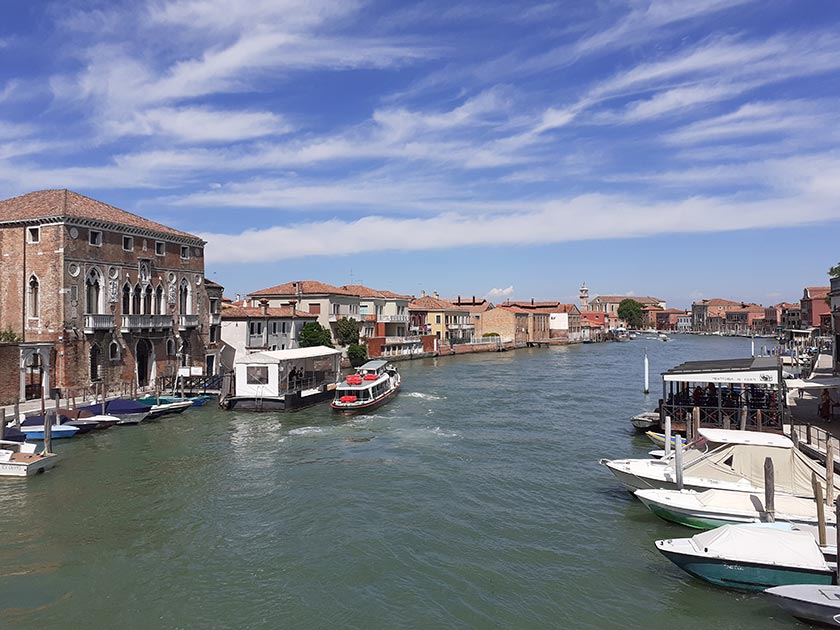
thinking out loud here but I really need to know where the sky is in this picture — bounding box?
[1,0,839,308]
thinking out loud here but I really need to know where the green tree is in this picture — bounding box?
[617,299,645,329]
[347,343,368,367]
[0,326,21,342]
[298,322,334,348]
[335,317,360,346]
[829,262,840,277]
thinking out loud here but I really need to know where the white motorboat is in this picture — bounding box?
[0,440,59,477]
[656,524,835,591]
[766,585,840,627]
[602,428,840,498]
[635,487,837,530]
[630,411,659,431]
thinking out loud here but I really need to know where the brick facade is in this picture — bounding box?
[0,189,214,401]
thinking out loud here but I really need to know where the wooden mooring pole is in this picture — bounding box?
[674,434,684,490]
[813,472,827,547]
[826,441,835,506]
[763,457,775,523]
[664,415,672,459]
[0,408,5,441]
[13,401,20,429]
[643,349,649,395]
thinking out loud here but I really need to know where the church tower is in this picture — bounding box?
[579,282,589,311]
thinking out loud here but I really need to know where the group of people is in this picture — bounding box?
[287,366,304,391]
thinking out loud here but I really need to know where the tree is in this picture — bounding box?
[335,317,360,346]
[298,322,333,348]
[617,299,645,329]
[0,326,21,342]
[347,343,368,367]
[829,262,840,277]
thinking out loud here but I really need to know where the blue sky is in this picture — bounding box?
[1,0,839,308]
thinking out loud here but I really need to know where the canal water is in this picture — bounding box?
[1,336,810,629]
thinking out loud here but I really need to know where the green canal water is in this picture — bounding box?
[1,336,812,629]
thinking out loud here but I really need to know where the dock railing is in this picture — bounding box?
[791,423,840,473]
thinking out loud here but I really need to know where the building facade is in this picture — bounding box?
[0,189,212,402]
[691,298,743,332]
[801,286,830,329]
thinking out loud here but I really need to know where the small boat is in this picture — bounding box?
[330,360,401,415]
[766,584,840,627]
[0,440,59,477]
[630,412,660,431]
[145,399,194,419]
[655,524,835,591]
[79,399,152,425]
[645,431,686,447]
[659,333,670,342]
[18,423,79,440]
[136,395,210,407]
[635,487,837,530]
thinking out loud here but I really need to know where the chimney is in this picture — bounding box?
[433,291,439,299]
[531,297,534,306]
[421,290,426,298]
[235,293,241,302]
[260,298,269,317]
[290,299,297,318]
[472,295,475,304]
[457,295,461,305]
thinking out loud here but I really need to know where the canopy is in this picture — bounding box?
[663,357,780,385]
[699,428,792,448]
[235,346,341,365]
[691,525,827,570]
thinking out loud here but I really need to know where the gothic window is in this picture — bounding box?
[122,283,131,315]
[166,338,175,356]
[109,341,120,361]
[28,275,39,318]
[132,284,141,315]
[86,269,103,314]
[155,285,164,315]
[143,285,153,314]
[179,280,191,315]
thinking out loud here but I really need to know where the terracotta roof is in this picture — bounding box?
[497,305,532,314]
[378,289,412,300]
[0,189,199,239]
[593,295,662,305]
[221,306,315,319]
[249,280,357,297]
[340,284,385,298]
[204,279,224,289]
[448,297,490,307]
[693,298,742,307]
[409,295,462,311]
[656,308,689,314]
[804,286,830,299]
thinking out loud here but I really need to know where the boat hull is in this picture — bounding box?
[0,454,59,477]
[656,542,835,591]
[20,426,79,440]
[221,389,334,412]
[642,499,757,530]
[766,586,840,627]
[331,385,399,415]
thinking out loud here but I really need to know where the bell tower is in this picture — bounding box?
[579,282,589,311]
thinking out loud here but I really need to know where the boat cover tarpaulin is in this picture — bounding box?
[694,489,826,519]
[684,443,840,498]
[690,525,828,570]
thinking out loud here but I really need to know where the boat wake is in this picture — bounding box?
[287,426,325,436]
[404,392,446,401]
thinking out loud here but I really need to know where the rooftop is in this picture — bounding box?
[0,189,200,240]
[221,306,315,319]
[250,280,357,297]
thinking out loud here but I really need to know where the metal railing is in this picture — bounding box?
[381,314,409,322]
[383,336,422,344]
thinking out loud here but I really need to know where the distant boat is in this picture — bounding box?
[19,423,79,440]
[136,395,210,407]
[330,361,401,415]
[655,524,835,591]
[630,412,660,431]
[0,439,58,477]
[766,584,840,627]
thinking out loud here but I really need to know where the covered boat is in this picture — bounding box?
[602,428,840,497]
[330,360,401,414]
[656,524,835,591]
[221,346,342,412]
[766,585,840,627]
[635,487,837,530]
[79,399,152,424]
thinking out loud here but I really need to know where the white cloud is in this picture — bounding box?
[487,286,514,299]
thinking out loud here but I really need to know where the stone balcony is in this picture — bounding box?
[84,313,114,333]
[179,314,200,330]
[121,314,173,332]
[381,314,409,323]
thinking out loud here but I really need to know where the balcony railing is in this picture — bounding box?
[179,314,200,330]
[384,336,422,344]
[381,314,408,323]
[84,313,114,333]
[121,314,173,332]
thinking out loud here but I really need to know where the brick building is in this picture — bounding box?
[801,286,830,329]
[0,189,214,402]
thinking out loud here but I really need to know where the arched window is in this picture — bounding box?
[109,341,120,361]
[166,338,175,356]
[28,275,40,318]
[86,269,102,314]
[179,279,191,315]
[155,285,164,315]
[122,283,131,315]
[90,344,101,382]
[180,339,190,367]
[143,285,153,315]
[132,284,141,315]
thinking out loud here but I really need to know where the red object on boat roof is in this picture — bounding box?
[339,395,357,403]
[346,375,362,384]
[363,374,378,381]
